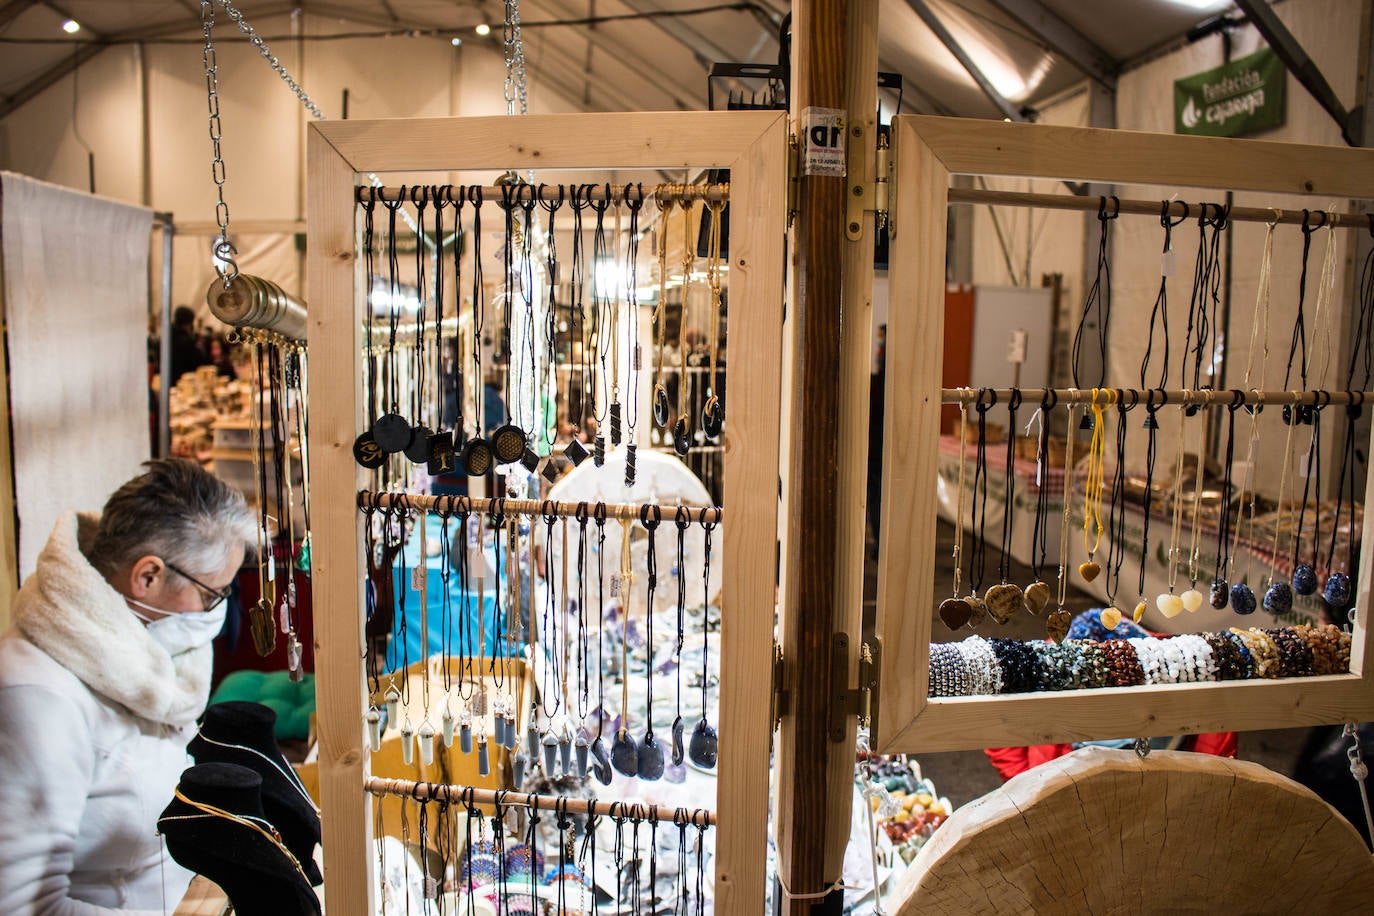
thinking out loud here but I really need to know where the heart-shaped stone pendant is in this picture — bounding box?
[1181,588,1205,613]
[1023,580,1051,615]
[1099,606,1122,630]
[688,718,718,768]
[938,596,974,630]
[985,583,1023,624]
[1079,561,1101,582]
[967,595,989,628]
[1156,593,1185,618]
[1045,608,1071,643]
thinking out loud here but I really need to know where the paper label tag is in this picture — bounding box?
[1007,329,1028,365]
[412,564,427,592]
[1161,249,1177,278]
[610,574,622,597]
[801,107,846,177]
[1299,451,1311,478]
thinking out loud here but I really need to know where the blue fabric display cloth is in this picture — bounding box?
[382,512,531,675]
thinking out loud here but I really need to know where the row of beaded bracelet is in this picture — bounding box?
[927,624,1351,697]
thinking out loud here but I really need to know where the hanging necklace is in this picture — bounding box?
[966,389,995,628]
[353,191,387,469]
[1324,392,1362,611]
[539,185,563,451]
[638,505,664,779]
[569,184,591,438]
[1046,401,1078,642]
[1141,201,1188,390]
[248,340,277,656]
[1292,393,1328,598]
[1100,391,1136,630]
[404,188,433,464]
[372,189,411,455]
[688,510,719,768]
[985,390,1024,623]
[652,185,673,429]
[672,190,696,457]
[1209,392,1245,609]
[937,400,975,629]
[671,507,690,766]
[574,502,591,776]
[611,516,640,777]
[590,503,613,784]
[1070,197,1118,389]
[625,186,646,484]
[590,189,613,466]
[459,187,495,476]
[1078,387,1114,583]
[1023,389,1056,615]
[1136,390,1164,623]
[700,193,726,440]
[1178,397,1209,614]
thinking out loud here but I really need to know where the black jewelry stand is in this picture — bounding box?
[161,763,321,916]
[189,701,323,885]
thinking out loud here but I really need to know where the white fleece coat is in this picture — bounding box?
[0,512,213,915]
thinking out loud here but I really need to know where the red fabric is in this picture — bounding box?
[984,732,1237,781]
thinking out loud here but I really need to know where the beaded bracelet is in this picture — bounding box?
[928,643,971,697]
[956,635,1003,695]
[1230,628,1281,678]
[1171,634,1217,683]
[1203,632,1251,680]
[1262,627,1315,678]
[1099,639,1146,687]
[1032,640,1080,691]
[989,638,1039,694]
[1070,641,1108,689]
[1294,623,1352,675]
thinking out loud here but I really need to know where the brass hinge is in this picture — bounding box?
[771,644,789,734]
[844,124,892,241]
[786,131,801,229]
[828,634,881,742]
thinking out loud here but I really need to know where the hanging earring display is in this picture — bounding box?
[700,193,726,440]
[938,401,974,630]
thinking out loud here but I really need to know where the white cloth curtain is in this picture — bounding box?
[1,171,152,579]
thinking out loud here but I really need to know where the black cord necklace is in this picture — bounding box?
[1070,196,1118,389]
[574,503,591,777]
[1292,393,1328,597]
[1209,392,1244,609]
[539,185,563,449]
[985,389,1023,623]
[589,503,613,784]
[590,189,612,466]
[671,507,689,766]
[1136,390,1165,623]
[966,388,995,627]
[638,506,664,779]
[459,187,495,476]
[625,185,645,485]
[1142,201,1188,390]
[688,511,718,768]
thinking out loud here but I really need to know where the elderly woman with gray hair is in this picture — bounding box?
[0,459,256,915]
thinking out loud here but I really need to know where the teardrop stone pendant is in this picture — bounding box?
[1263,581,1293,614]
[1209,577,1229,609]
[1292,563,1318,596]
[611,728,640,777]
[671,715,686,766]
[1230,583,1257,615]
[637,730,665,780]
[688,718,718,768]
[1133,600,1147,623]
[590,735,614,785]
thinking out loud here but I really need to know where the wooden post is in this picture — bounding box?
[777,0,871,910]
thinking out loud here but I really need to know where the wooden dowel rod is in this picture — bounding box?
[357,183,729,206]
[948,187,1372,228]
[362,776,718,826]
[358,491,723,523]
[942,387,1373,407]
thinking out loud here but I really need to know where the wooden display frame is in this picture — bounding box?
[874,115,1374,754]
[306,111,788,912]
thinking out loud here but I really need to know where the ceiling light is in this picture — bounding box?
[1167,0,1229,9]
[474,23,491,36]
[61,19,80,33]
[451,37,462,46]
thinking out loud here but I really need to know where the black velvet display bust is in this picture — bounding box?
[188,701,323,885]
[160,763,322,916]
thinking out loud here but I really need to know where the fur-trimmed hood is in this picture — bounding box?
[12,510,211,727]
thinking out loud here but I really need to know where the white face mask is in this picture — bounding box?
[128,597,227,655]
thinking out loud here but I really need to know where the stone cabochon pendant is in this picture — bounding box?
[938,597,973,630]
[1045,608,1070,643]
[984,583,1023,624]
[1023,580,1050,615]
[1079,561,1101,583]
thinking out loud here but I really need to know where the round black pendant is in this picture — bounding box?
[459,437,494,476]
[701,395,724,439]
[403,425,434,463]
[653,385,671,428]
[372,413,412,453]
[352,431,387,469]
[491,424,527,464]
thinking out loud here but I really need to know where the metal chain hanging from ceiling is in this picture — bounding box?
[504,0,529,117]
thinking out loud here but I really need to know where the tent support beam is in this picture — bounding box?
[903,0,1025,122]
[989,0,1117,91]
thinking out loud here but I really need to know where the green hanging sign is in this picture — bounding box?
[1174,48,1285,138]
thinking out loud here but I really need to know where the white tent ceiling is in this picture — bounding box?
[0,0,1242,121]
